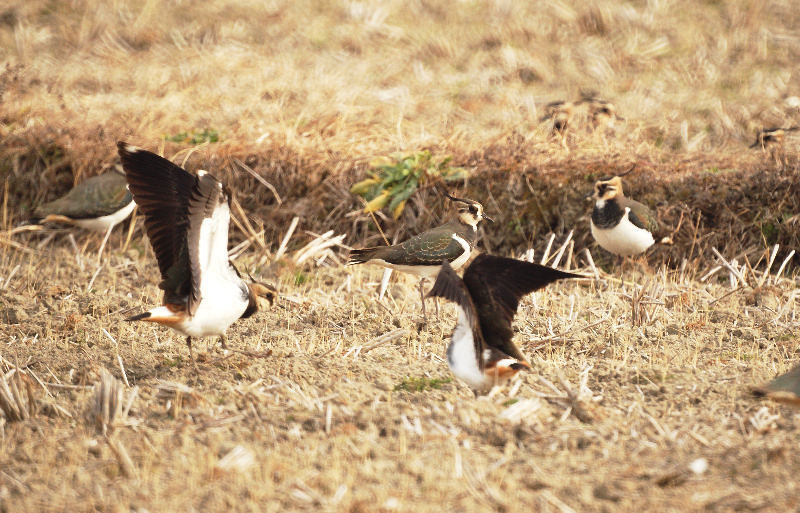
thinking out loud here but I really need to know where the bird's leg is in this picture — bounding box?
[617,255,627,288]
[96,225,113,262]
[218,334,228,350]
[435,297,440,320]
[637,254,652,274]
[418,279,428,324]
[186,336,199,373]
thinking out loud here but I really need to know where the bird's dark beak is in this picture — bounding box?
[584,193,594,201]
[482,214,494,223]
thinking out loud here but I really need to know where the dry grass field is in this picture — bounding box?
[2,0,800,511]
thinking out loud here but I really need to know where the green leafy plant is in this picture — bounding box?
[760,221,779,244]
[165,128,220,144]
[294,271,309,286]
[393,376,452,392]
[350,150,468,219]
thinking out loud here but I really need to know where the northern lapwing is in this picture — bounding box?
[348,193,492,321]
[540,101,574,147]
[117,142,276,369]
[750,127,798,169]
[589,175,660,257]
[749,127,798,150]
[752,365,800,407]
[578,96,623,130]
[23,168,136,258]
[426,254,579,392]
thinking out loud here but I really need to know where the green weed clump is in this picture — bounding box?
[394,376,452,392]
[165,128,220,145]
[350,151,467,219]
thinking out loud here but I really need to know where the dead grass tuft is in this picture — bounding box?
[0,365,37,422]
[89,367,136,435]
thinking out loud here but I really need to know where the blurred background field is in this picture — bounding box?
[1,1,800,511]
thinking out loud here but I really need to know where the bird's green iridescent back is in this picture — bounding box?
[364,221,476,266]
[620,197,659,234]
[35,171,132,219]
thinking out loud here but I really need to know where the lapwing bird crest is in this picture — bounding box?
[426,254,579,392]
[21,168,136,258]
[589,174,661,257]
[117,142,276,369]
[348,192,492,321]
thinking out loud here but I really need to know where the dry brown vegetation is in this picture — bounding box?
[1,0,800,511]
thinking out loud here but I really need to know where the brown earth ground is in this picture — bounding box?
[2,0,800,512]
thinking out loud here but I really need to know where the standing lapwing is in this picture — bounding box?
[750,127,798,150]
[22,168,136,258]
[117,142,276,370]
[752,365,800,407]
[750,127,798,169]
[348,193,492,321]
[589,175,660,258]
[426,254,579,392]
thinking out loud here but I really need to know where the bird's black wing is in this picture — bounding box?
[117,142,196,303]
[463,254,579,360]
[426,260,485,367]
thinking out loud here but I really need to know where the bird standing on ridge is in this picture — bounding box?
[21,168,136,258]
[750,126,798,169]
[750,126,798,150]
[426,254,579,392]
[589,174,660,258]
[117,142,276,370]
[348,193,492,322]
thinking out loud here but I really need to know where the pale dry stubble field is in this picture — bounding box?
[1,1,800,512]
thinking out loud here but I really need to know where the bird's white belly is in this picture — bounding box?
[73,200,136,232]
[370,261,441,278]
[177,277,248,337]
[447,307,491,389]
[591,216,654,256]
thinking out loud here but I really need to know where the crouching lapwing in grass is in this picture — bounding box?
[540,100,575,148]
[348,193,492,322]
[117,142,276,370]
[578,95,624,130]
[21,168,136,258]
[589,174,663,259]
[426,255,579,393]
[752,365,800,407]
